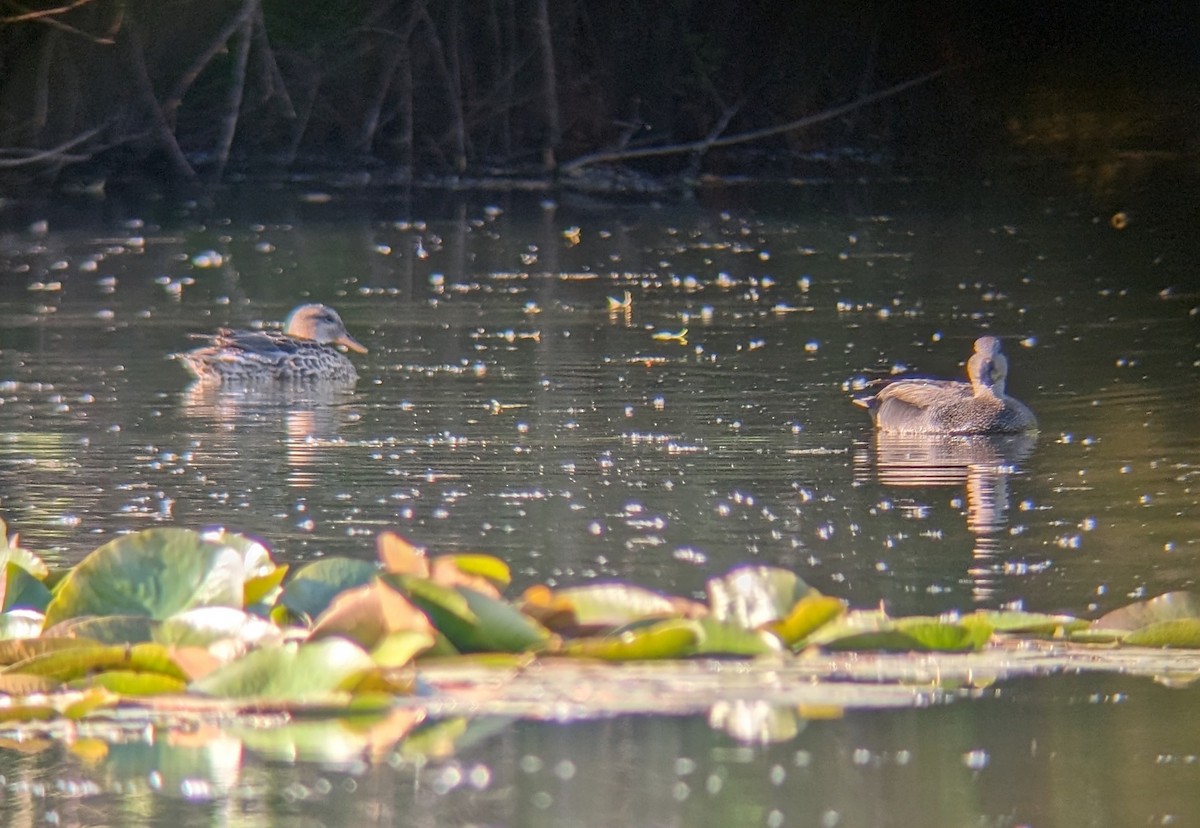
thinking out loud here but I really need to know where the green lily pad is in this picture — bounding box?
[1094,592,1200,631]
[560,618,701,660]
[68,670,188,696]
[370,630,437,668]
[43,529,247,627]
[971,610,1087,636]
[707,566,815,629]
[2,562,51,613]
[402,578,547,654]
[43,615,161,645]
[770,593,846,648]
[0,520,50,579]
[693,618,781,657]
[279,558,378,623]
[441,554,512,589]
[4,642,187,683]
[804,611,991,653]
[525,583,681,634]
[190,638,378,701]
[1123,619,1200,649]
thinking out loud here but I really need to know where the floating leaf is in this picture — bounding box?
[199,528,276,580]
[769,593,846,648]
[707,566,815,629]
[0,672,60,695]
[0,521,49,580]
[376,531,430,577]
[560,619,701,660]
[2,562,51,612]
[310,579,434,651]
[233,708,423,766]
[1094,592,1200,631]
[1123,619,1200,649]
[44,529,246,627]
[43,615,160,645]
[191,639,378,701]
[244,564,289,609]
[693,618,780,657]
[370,631,437,668]
[524,583,681,635]
[437,554,512,589]
[4,642,187,683]
[279,558,378,623]
[0,637,100,666]
[61,688,119,718]
[971,610,1086,636]
[401,576,547,654]
[156,607,283,652]
[68,671,189,696]
[805,611,990,653]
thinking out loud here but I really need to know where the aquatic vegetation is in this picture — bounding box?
[0,516,1197,748]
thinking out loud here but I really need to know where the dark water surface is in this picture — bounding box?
[1,176,1198,825]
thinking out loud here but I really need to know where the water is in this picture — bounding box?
[0,176,1198,824]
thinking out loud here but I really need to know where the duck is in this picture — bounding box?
[854,336,1037,434]
[177,304,367,387]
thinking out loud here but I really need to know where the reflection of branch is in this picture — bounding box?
[1,0,96,22]
[163,0,261,122]
[0,124,104,167]
[561,68,946,174]
[2,0,114,43]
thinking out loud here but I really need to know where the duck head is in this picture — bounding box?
[284,304,367,353]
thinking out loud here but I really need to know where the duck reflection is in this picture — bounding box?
[181,382,358,489]
[856,432,1037,599]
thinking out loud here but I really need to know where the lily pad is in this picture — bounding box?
[2,562,51,613]
[693,618,781,657]
[43,615,161,645]
[190,638,378,701]
[769,593,846,648]
[43,529,246,627]
[279,558,379,623]
[523,582,681,634]
[707,566,815,629]
[560,618,701,660]
[971,610,1087,636]
[1122,619,1200,649]
[804,611,992,653]
[68,671,188,696]
[1094,592,1200,632]
[0,609,46,641]
[156,607,283,651]
[309,579,434,651]
[402,578,548,653]
[4,642,188,683]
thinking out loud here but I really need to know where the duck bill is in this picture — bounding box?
[337,333,368,354]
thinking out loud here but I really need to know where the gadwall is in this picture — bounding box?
[854,336,1037,434]
[177,304,366,387]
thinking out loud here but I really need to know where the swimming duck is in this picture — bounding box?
[177,304,367,387]
[854,336,1037,434]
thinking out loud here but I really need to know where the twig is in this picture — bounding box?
[251,5,295,117]
[0,124,104,168]
[560,68,947,174]
[0,0,96,23]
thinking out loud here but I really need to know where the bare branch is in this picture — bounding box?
[561,68,947,174]
[0,124,104,168]
[0,0,97,23]
[163,0,261,122]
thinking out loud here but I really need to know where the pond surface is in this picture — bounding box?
[0,173,1198,825]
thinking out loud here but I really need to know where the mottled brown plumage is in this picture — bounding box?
[177,304,366,388]
[854,336,1037,434]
